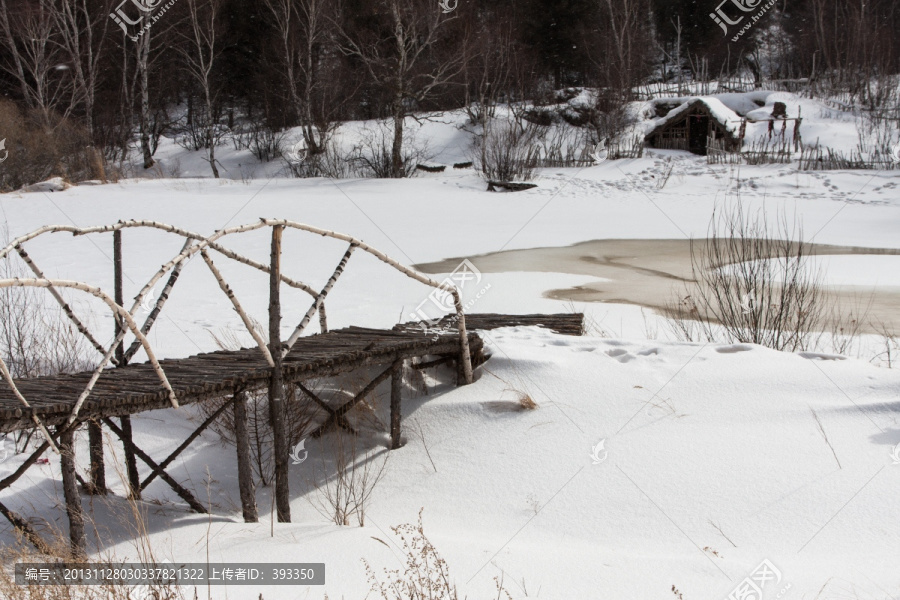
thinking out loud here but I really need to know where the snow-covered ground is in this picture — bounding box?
[1,95,900,599]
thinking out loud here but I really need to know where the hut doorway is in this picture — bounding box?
[689,114,710,155]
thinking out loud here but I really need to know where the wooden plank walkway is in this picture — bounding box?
[0,313,582,433]
[0,327,476,434]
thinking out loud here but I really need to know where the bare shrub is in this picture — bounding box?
[667,205,828,352]
[365,509,511,600]
[232,119,286,162]
[349,122,429,179]
[174,113,228,153]
[584,89,634,146]
[872,324,899,368]
[0,239,94,379]
[285,137,353,179]
[822,294,871,357]
[474,116,544,182]
[0,101,104,191]
[308,432,388,527]
[533,125,592,167]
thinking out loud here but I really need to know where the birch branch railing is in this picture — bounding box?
[0,219,475,448]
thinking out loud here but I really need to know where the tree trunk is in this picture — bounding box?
[138,30,154,169]
[391,103,404,178]
[206,117,219,178]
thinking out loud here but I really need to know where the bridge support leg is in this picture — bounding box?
[296,382,357,436]
[268,224,291,523]
[114,230,141,500]
[120,416,141,500]
[87,420,107,495]
[233,390,258,523]
[308,363,396,439]
[102,418,208,514]
[390,359,403,450]
[59,427,86,556]
[0,500,52,554]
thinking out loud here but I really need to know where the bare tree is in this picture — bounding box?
[263,0,335,155]
[177,0,224,177]
[599,0,652,94]
[0,0,75,127]
[49,0,111,140]
[335,0,468,178]
[462,15,516,126]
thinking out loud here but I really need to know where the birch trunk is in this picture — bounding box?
[138,27,154,169]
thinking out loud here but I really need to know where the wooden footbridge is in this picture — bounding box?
[0,219,582,556]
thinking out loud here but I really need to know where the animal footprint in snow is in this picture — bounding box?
[605,348,635,363]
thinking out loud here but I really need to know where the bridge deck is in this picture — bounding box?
[0,313,582,433]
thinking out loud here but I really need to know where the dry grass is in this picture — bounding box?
[0,499,187,600]
[307,431,388,527]
[365,509,511,600]
[516,392,538,411]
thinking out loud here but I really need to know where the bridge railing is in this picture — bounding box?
[0,219,474,451]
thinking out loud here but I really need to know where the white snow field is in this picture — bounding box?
[1,94,900,599]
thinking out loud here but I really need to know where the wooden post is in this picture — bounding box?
[59,427,86,556]
[87,421,106,494]
[390,359,403,450]
[268,225,290,523]
[233,390,258,523]
[114,229,141,500]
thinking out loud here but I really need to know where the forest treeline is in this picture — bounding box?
[0,0,898,183]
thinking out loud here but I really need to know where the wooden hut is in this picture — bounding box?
[645,98,742,156]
